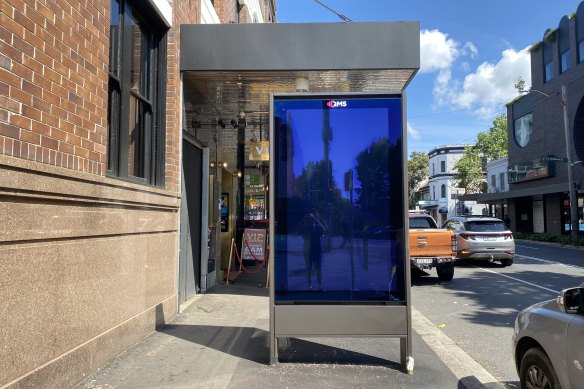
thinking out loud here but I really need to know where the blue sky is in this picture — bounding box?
[276,0,583,155]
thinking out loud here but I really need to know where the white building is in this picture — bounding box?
[486,157,509,193]
[425,145,482,225]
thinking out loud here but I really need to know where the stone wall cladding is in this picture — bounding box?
[0,0,109,176]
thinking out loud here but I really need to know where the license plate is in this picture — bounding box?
[482,237,496,241]
[416,258,433,265]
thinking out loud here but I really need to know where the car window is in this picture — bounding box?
[409,217,436,229]
[465,221,507,232]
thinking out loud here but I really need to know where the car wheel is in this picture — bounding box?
[436,266,454,281]
[520,348,560,389]
[501,258,513,267]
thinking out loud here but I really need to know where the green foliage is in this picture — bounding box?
[453,146,484,193]
[454,114,508,193]
[408,151,429,208]
[475,114,508,161]
[514,232,584,247]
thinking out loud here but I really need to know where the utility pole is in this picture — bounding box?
[562,85,580,239]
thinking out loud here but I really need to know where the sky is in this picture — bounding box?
[276,0,583,155]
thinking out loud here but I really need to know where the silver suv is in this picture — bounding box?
[513,284,584,388]
[442,215,515,266]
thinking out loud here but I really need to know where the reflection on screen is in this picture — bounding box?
[273,95,406,304]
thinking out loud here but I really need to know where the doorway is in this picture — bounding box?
[179,138,203,303]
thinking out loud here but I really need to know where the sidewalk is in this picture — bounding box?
[75,269,493,389]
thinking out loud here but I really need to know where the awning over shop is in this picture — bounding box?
[179,21,420,168]
[472,183,569,203]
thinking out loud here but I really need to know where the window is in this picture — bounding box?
[108,0,167,186]
[499,172,505,190]
[560,50,570,73]
[543,35,554,83]
[441,160,446,173]
[441,184,446,198]
[432,163,435,176]
[559,17,570,73]
[544,61,553,82]
[491,174,496,189]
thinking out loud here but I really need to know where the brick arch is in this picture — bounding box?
[574,94,584,162]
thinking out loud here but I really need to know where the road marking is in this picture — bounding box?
[515,254,584,271]
[515,245,539,249]
[471,265,560,294]
[412,306,504,388]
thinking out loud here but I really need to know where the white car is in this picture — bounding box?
[512,284,584,388]
[443,216,515,266]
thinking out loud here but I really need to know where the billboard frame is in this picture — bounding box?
[269,92,413,372]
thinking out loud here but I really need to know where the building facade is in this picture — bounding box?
[425,145,481,226]
[499,1,584,236]
[0,1,276,387]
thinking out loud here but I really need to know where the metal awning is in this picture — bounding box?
[180,21,420,167]
[473,183,569,203]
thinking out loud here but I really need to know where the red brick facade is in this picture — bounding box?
[0,0,109,176]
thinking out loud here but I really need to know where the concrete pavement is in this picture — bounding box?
[75,269,503,389]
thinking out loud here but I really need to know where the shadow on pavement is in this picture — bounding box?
[277,337,402,370]
[161,324,270,364]
[161,323,402,370]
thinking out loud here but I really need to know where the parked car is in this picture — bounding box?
[409,213,457,281]
[442,215,515,266]
[512,284,584,388]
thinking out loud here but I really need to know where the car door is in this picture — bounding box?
[567,314,584,388]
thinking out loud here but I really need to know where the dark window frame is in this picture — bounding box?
[107,0,167,187]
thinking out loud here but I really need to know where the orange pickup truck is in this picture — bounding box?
[409,213,457,281]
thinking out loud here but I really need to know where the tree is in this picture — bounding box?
[454,146,485,194]
[475,114,508,161]
[408,151,429,208]
[454,114,508,193]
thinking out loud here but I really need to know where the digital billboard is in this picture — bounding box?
[272,94,406,304]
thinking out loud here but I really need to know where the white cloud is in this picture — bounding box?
[419,29,461,74]
[419,28,532,120]
[451,48,532,118]
[408,121,421,140]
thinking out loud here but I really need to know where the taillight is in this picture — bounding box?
[504,234,513,240]
[451,234,457,254]
[460,233,475,240]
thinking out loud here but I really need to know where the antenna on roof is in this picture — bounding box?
[312,0,353,22]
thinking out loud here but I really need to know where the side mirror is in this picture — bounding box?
[557,287,584,314]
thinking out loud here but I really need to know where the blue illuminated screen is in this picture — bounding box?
[273,94,406,304]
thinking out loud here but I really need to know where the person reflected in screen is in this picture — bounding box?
[296,207,327,290]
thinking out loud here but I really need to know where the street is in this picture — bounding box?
[411,240,584,387]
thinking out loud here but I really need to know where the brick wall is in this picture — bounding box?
[214,0,239,24]
[0,0,109,175]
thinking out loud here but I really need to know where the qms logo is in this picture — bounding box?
[326,100,347,108]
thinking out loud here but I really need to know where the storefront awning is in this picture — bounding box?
[180,22,420,168]
[473,183,569,203]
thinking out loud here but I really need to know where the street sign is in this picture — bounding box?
[541,155,568,162]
